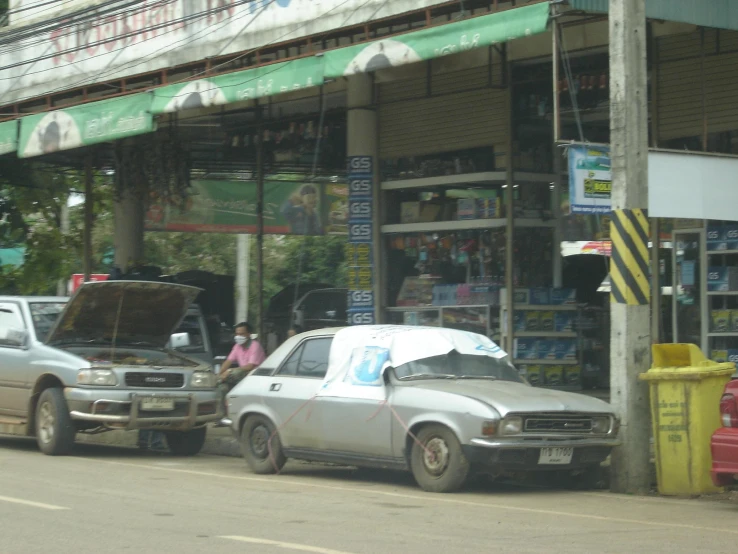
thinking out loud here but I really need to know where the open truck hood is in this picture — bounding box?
[46,280,201,348]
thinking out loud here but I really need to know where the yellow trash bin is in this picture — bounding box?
[639,344,735,496]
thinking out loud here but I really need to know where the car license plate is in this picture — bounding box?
[141,397,175,411]
[538,447,573,465]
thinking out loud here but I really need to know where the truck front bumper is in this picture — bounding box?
[65,388,223,431]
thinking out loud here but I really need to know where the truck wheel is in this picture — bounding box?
[410,424,469,493]
[35,388,76,456]
[240,415,286,474]
[165,427,207,456]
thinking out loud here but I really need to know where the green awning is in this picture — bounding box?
[17,93,155,159]
[324,1,550,78]
[0,120,17,155]
[150,57,324,115]
[568,0,738,32]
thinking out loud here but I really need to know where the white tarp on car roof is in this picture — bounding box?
[317,325,507,400]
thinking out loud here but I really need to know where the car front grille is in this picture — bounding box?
[524,415,593,433]
[124,372,185,388]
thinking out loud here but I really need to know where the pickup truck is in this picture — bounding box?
[0,280,223,456]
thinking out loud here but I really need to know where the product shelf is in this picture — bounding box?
[513,359,579,365]
[512,331,577,338]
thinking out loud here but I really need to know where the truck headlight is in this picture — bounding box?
[501,416,523,435]
[592,416,612,434]
[191,371,217,388]
[77,369,117,386]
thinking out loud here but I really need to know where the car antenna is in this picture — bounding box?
[110,291,125,362]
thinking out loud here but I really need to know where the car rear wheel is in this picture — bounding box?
[410,424,469,493]
[240,415,286,474]
[35,388,76,456]
[165,427,207,456]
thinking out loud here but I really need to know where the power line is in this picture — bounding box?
[3,0,388,109]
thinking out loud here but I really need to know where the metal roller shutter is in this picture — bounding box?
[657,28,738,141]
[378,64,508,163]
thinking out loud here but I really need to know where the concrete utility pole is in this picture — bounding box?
[236,234,251,323]
[57,199,70,296]
[83,156,94,283]
[609,0,652,494]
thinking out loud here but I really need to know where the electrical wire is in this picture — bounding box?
[0,0,280,105]
[0,0,273,108]
[1,0,375,107]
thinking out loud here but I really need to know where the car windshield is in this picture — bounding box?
[394,350,524,383]
[29,301,67,342]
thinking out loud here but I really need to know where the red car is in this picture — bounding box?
[711,379,738,487]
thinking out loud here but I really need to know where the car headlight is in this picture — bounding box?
[501,415,523,435]
[191,371,217,388]
[592,416,612,434]
[77,369,117,386]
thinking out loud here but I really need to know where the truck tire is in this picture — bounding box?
[165,427,207,456]
[35,388,76,456]
[410,424,470,493]
[240,414,286,474]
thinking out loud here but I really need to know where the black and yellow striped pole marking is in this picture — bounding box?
[610,208,650,305]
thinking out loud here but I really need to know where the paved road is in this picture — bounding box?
[0,436,736,554]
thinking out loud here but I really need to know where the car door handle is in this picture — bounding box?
[269,383,282,392]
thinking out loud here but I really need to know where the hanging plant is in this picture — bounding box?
[113,126,192,212]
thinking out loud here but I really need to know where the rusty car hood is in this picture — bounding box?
[46,280,201,349]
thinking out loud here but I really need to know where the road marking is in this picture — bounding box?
[0,494,68,511]
[83,458,738,537]
[220,535,354,553]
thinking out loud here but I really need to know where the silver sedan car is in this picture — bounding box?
[226,326,619,493]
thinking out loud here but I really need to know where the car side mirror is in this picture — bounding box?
[293,308,305,327]
[169,332,191,349]
[7,328,29,348]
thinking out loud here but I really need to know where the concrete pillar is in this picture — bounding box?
[113,189,145,273]
[346,74,382,323]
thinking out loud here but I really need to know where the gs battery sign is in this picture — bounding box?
[347,155,375,324]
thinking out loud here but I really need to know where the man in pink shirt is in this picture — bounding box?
[217,322,266,424]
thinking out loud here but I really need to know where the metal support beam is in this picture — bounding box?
[505,50,515,356]
[609,0,652,495]
[83,156,94,282]
[256,105,265,340]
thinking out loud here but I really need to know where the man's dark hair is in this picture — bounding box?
[300,184,317,196]
[234,322,252,333]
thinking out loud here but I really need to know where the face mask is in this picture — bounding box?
[234,336,248,346]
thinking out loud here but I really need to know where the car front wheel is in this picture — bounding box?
[240,415,286,474]
[410,424,469,493]
[165,427,207,456]
[35,388,76,456]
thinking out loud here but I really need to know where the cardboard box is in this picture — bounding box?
[550,288,577,305]
[539,311,555,331]
[525,311,540,331]
[707,267,738,292]
[476,198,500,219]
[712,310,731,332]
[555,339,578,360]
[564,365,582,386]
[728,350,738,366]
[400,202,420,223]
[544,366,564,386]
[554,311,574,332]
[514,338,539,360]
[529,287,550,305]
[501,288,530,305]
[524,365,542,386]
[457,199,476,220]
[513,310,527,332]
[707,225,725,251]
[732,311,738,332]
[712,350,728,363]
[537,340,558,360]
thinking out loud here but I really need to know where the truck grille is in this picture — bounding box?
[524,416,593,433]
[124,372,184,388]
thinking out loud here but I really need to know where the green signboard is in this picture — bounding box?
[150,58,324,115]
[17,94,155,159]
[324,2,550,78]
[0,120,18,156]
[144,178,348,235]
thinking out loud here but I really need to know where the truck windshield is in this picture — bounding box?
[29,302,67,342]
